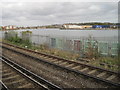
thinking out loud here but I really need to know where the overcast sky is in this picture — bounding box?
[1,1,118,26]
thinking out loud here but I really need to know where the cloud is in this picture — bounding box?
[1,2,118,26]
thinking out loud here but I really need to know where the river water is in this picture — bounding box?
[17,28,118,37]
[0,28,118,42]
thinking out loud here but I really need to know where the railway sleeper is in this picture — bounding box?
[2,44,120,88]
[42,56,49,59]
[7,81,33,88]
[88,70,97,75]
[5,79,25,85]
[65,64,75,68]
[51,60,60,63]
[59,62,68,65]
[54,61,64,64]
[106,75,116,81]
[79,67,89,72]
[17,83,33,88]
[72,66,81,70]
[46,57,53,60]
[97,72,106,78]
[2,69,11,73]
[2,72,15,78]
[2,75,20,81]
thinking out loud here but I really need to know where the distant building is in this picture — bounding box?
[2,25,17,30]
[110,25,118,29]
[92,25,102,28]
[82,25,92,29]
[92,25,110,28]
[63,24,82,29]
[63,24,92,29]
[5,26,10,30]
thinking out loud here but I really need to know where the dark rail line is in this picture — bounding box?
[1,42,120,88]
[0,81,8,90]
[1,42,118,74]
[1,56,62,90]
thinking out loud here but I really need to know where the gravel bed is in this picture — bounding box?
[2,48,113,88]
[2,63,39,88]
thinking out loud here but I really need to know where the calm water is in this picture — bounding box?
[17,28,118,37]
[0,28,118,42]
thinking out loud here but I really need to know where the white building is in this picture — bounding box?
[63,24,92,29]
[5,25,17,30]
[63,24,83,29]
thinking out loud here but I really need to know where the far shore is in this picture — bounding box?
[0,28,118,31]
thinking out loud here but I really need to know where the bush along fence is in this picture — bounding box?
[3,31,118,59]
[4,31,32,48]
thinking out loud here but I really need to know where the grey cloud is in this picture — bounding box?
[2,2,118,26]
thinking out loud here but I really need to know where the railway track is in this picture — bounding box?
[0,55,62,89]
[1,42,120,88]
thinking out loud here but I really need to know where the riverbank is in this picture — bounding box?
[0,28,118,31]
[60,28,118,30]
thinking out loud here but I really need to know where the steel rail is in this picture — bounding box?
[1,42,119,75]
[0,81,8,90]
[1,56,62,90]
[1,45,120,88]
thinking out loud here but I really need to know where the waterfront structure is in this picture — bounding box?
[92,25,110,29]
[81,25,92,29]
[63,24,92,29]
[2,25,17,30]
[63,24,83,29]
[110,25,118,29]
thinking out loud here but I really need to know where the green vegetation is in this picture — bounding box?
[22,31,32,34]
[27,44,80,60]
[100,57,118,65]
[4,31,79,60]
[89,57,119,71]
[82,36,119,71]
[84,36,100,60]
[3,31,119,71]
[4,31,32,48]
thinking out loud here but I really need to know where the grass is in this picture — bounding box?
[31,45,80,60]
[3,39,79,61]
[89,56,119,71]
[2,39,119,72]
[99,57,119,65]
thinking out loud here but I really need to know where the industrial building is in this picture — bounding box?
[2,25,17,30]
[63,24,92,29]
[63,24,119,29]
[92,25,110,28]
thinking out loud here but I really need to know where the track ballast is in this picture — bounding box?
[1,42,120,88]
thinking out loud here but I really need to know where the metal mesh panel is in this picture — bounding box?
[3,32,118,56]
[98,42,108,55]
[51,38,56,48]
[56,38,64,49]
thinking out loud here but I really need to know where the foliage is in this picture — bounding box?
[4,31,32,48]
[51,49,79,60]
[85,36,100,60]
[99,57,119,65]
[30,44,79,60]
[22,31,32,34]
[65,22,117,25]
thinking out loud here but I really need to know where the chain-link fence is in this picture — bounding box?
[2,31,118,57]
[23,34,118,57]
